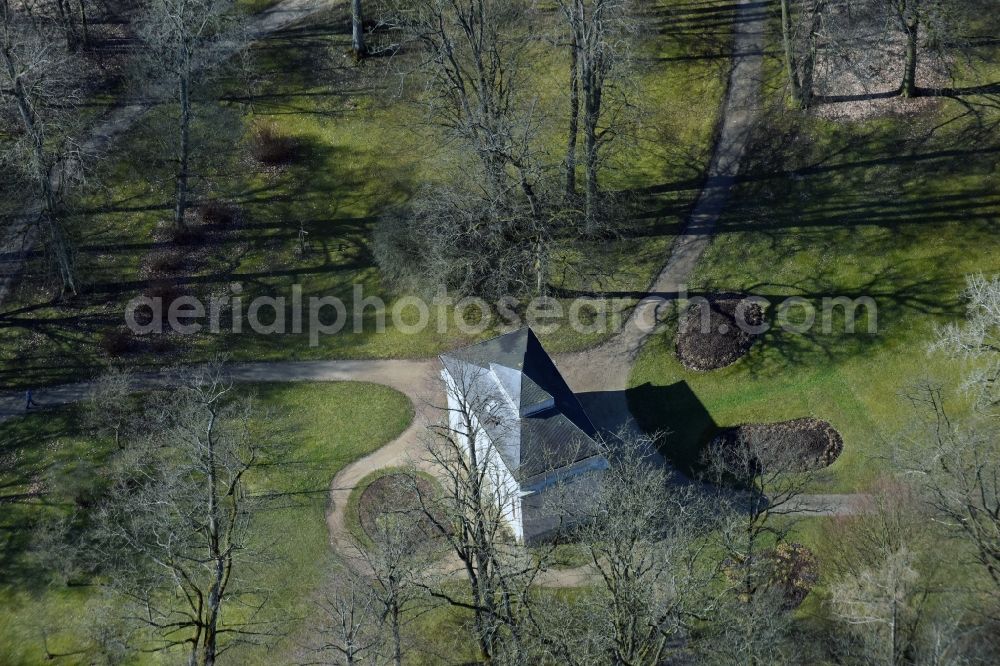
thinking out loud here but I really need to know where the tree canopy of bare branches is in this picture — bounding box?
[1,2,86,293]
[373,0,556,299]
[91,365,275,665]
[557,0,634,231]
[414,361,547,662]
[705,426,820,602]
[539,434,721,666]
[133,0,246,233]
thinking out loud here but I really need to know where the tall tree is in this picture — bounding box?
[885,0,924,97]
[375,0,554,298]
[412,361,544,662]
[539,434,721,666]
[0,3,83,294]
[134,0,242,233]
[357,473,438,666]
[878,0,967,98]
[821,480,955,666]
[563,0,581,199]
[931,274,1000,412]
[706,428,818,602]
[351,0,365,58]
[383,0,539,204]
[901,276,1000,589]
[82,366,136,449]
[92,366,274,665]
[557,0,632,233]
[780,0,824,108]
[308,567,383,665]
[52,0,93,51]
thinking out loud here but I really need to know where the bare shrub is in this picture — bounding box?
[99,330,135,356]
[250,123,299,166]
[147,250,186,274]
[197,200,241,227]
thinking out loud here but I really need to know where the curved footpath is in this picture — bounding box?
[0,0,863,584]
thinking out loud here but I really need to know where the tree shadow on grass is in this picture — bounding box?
[0,408,88,592]
[703,263,969,379]
[0,125,419,388]
[645,0,764,60]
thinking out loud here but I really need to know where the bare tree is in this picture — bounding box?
[374,182,557,300]
[899,276,1000,590]
[902,384,1000,591]
[375,0,555,298]
[819,479,968,666]
[931,274,1000,412]
[705,427,818,602]
[819,0,967,99]
[881,0,937,97]
[134,0,244,233]
[0,3,84,293]
[11,0,94,51]
[82,367,136,449]
[306,568,383,665]
[562,0,580,200]
[351,0,365,58]
[355,474,440,666]
[538,434,721,666]
[557,0,633,232]
[412,361,544,662]
[382,0,540,203]
[92,365,274,665]
[831,547,925,666]
[697,587,802,666]
[780,0,825,108]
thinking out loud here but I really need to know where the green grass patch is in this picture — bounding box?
[0,381,412,664]
[629,79,1000,490]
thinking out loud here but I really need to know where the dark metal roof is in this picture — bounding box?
[440,327,602,481]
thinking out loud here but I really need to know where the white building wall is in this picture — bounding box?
[441,369,525,541]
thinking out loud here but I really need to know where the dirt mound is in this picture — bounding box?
[675,294,765,371]
[358,473,439,543]
[712,417,844,470]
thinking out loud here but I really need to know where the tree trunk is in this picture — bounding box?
[579,8,603,236]
[780,0,802,108]
[202,410,225,666]
[535,238,544,296]
[351,0,365,58]
[392,603,402,666]
[2,45,77,294]
[175,73,191,232]
[55,0,77,51]
[901,16,919,97]
[583,95,599,235]
[564,11,580,199]
[77,0,89,48]
[799,1,824,108]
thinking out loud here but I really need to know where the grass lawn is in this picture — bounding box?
[0,381,412,665]
[628,24,1000,491]
[0,0,732,389]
